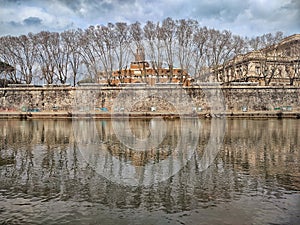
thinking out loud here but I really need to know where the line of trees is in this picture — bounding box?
[0,17,285,86]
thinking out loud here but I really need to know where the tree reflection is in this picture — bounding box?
[0,119,299,212]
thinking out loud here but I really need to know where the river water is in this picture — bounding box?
[0,118,299,224]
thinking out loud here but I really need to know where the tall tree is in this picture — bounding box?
[13,34,37,84]
[113,22,131,79]
[191,26,209,80]
[78,26,100,81]
[161,17,176,80]
[130,21,144,51]
[83,24,116,82]
[144,21,164,80]
[248,31,284,50]
[207,29,234,82]
[60,29,82,86]
[51,32,69,84]
[0,36,19,83]
[176,19,198,78]
[34,31,57,84]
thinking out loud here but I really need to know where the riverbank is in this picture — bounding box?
[1,86,300,115]
[1,111,300,119]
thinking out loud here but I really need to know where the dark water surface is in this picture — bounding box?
[0,119,299,225]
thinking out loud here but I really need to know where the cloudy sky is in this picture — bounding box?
[0,0,299,37]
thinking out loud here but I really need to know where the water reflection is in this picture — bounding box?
[73,118,203,186]
[0,119,299,224]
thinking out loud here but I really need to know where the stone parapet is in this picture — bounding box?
[0,86,299,114]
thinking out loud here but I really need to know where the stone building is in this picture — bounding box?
[97,47,193,86]
[212,34,300,86]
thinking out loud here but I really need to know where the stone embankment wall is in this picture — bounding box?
[0,87,75,111]
[0,86,299,113]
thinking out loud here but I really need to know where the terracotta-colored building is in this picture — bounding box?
[98,47,193,86]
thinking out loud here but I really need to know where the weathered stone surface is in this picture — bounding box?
[0,86,299,113]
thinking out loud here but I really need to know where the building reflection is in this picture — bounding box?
[0,119,299,212]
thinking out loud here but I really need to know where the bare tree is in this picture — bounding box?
[161,17,176,81]
[284,39,300,85]
[249,32,284,50]
[113,22,131,80]
[53,32,70,84]
[292,46,300,86]
[176,19,198,79]
[0,36,19,83]
[191,26,209,80]
[61,29,82,86]
[144,21,164,80]
[130,21,146,81]
[258,49,280,86]
[0,18,290,87]
[13,34,37,84]
[206,29,234,82]
[257,33,285,86]
[221,35,248,82]
[81,24,116,83]
[0,61,16,85]
[130,21,144,51]
[249,36,263,51]
[34,31,58,84]
[78,26,100,81]
[100,23,116,81]
[0,35,37,84]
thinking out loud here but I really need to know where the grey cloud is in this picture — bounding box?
[56,0,82,12]
[0,0,37,8]
[54,0,116,17]
[0,0,22,4]
[189,0,248,20]
[101,2,114,11]
[0,0,298,36]
[1,20,40,36]
[280,6,300,34]
[1,19,74,36]
[284,0,300,21]
[8,21,20,27]
[23,17,42,26]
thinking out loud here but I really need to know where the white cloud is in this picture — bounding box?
[0,0,298,37]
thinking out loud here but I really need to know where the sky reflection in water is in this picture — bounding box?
[0,119,299,224]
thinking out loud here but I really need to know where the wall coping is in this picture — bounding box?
[1,85,300,91]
